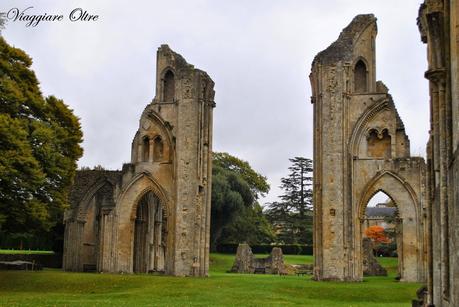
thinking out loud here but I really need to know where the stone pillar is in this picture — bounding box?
[63,220,84,271]
[99,209,114,272]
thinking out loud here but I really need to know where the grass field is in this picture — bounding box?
[0,253,419,306]
[0,249,54,255]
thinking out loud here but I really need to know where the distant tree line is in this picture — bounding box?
[210,154,313,250]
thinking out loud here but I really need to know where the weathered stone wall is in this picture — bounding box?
[418,1,459,305]
[63,45,215,277]
[230,244,286,275]
[362,238,387,276]
[310,14,426,282]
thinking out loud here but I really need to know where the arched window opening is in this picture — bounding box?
[163,70,175,102]
[354,60,368,93]
[153,136,163,161]
[362,191,399,277]
[133,191,167,273]
[367,129,391,159]
[81,183,114,272]
[133,194,149,273]
[143,136,150,162]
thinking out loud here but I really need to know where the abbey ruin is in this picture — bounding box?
[418,1,459,305]
[309,1,459,305]
[58,2,459,305]
[310,15,427,282]
[63,45,215,276]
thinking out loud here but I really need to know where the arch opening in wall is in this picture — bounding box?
[81,182,114,272]
[142,136,150,162]
[367,128,391,159]
[163,70,175,102]
[153,136,164,162]
[133,191,167,273]
[361,190,401,279]
[354,60,368,93]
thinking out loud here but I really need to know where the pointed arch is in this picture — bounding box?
[153,135,164,161]
[354,59,368,93]
[77,178,115,221]
[117,172,170,219]
[355,170,422,282]
[142,136,150,162]
[139,108,175,164]
[357,170,419,221]
[348,97,391,156]
[162,69,175,102]
[114,172,173,273]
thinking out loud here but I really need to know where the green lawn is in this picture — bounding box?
[0,253,419,306]
[0,249,54,255]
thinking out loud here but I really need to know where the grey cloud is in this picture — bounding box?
[2,0,429,205]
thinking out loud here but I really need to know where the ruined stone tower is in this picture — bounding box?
[63,45,215,276]
[418,1,459,305]
[310,15,426,282]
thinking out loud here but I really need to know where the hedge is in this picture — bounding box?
[0,233,58,251]
[217,244,313,255]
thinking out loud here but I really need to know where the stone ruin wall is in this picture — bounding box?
[418,1,459,305]
[310,14,426,282]
[63,45,215,277]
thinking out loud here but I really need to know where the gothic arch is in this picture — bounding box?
[114,172,173,273]
[355,170,422,282]
[161,67,176,102]
[353,58,369,93]
[139,109,175,163]
[77,178,115,221]
[357,170,419,219]
[349,97,391,156]
[116,172,170,218]
[74,178,115,272]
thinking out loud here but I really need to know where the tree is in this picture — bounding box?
[364,225,391,244]
[211,152,273,249]
[265,157,313,244]
[219,203,275,245]
[0,37,83,238]
[213,152,269,199]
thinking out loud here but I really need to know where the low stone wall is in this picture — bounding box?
[230,244,286,275]
[0,253,62,268]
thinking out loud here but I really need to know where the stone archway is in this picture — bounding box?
[114,173,172,274]
[355,171,422,282]
[133,191,167,273]
[361,190,402,278]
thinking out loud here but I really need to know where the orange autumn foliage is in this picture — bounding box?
[364,225,391,244]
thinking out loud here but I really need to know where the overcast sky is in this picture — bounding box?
[2,1,429,206]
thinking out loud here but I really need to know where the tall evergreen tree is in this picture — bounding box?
[0,37,83,237]
[265,157,313,244]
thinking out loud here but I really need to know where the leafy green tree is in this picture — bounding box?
[0,37,83,238]
[213,152,269,199]
[211,152,273,249]
[220,203,275,245]
[265,157,313,244]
